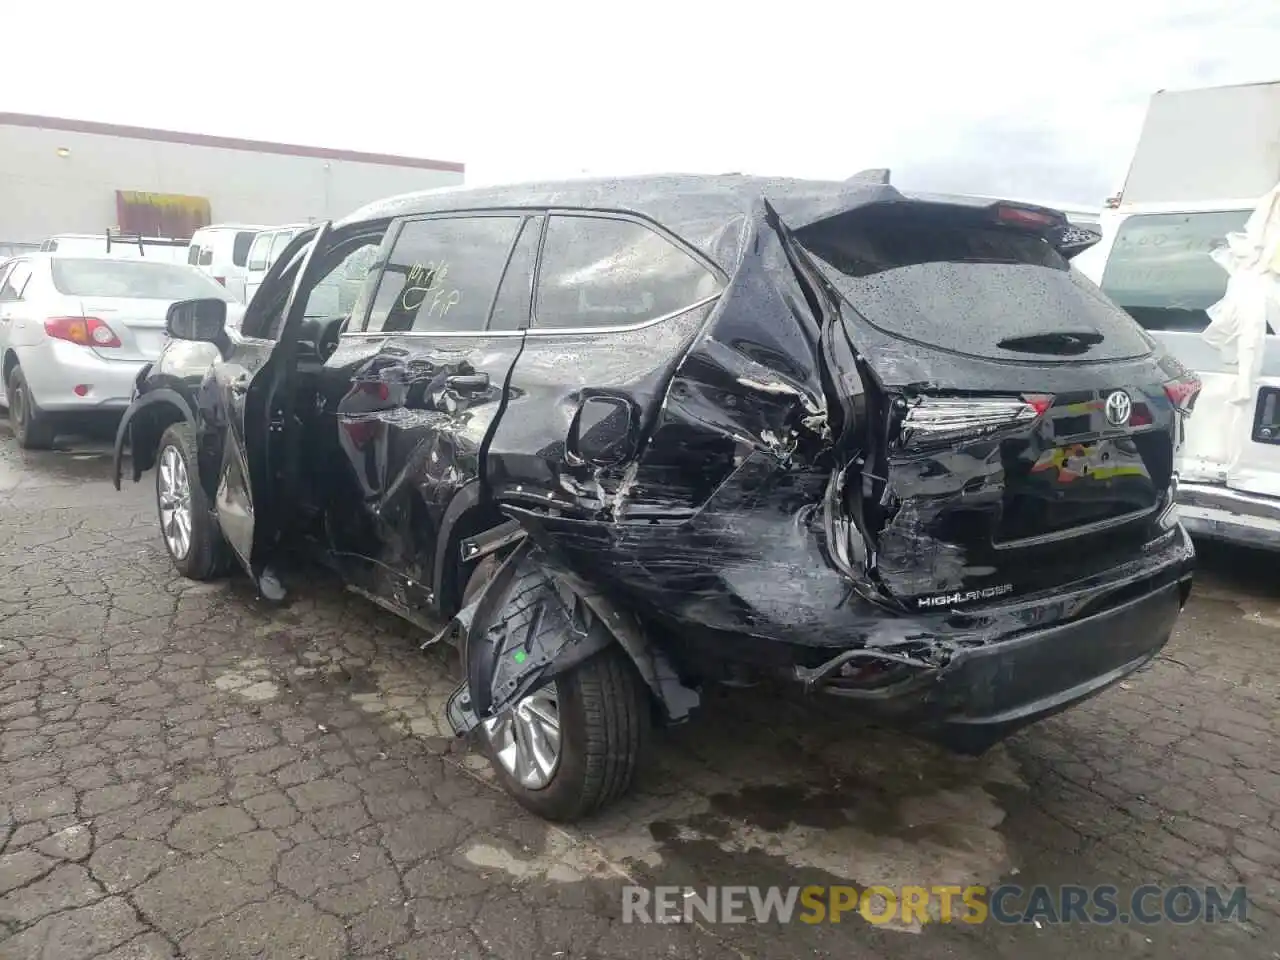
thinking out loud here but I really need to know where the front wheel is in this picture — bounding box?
[156,422,228,580]
[469,558,649,821]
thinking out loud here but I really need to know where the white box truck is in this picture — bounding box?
[1086,81,1280,549]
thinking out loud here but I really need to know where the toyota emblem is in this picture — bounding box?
[1104,390,1132,427]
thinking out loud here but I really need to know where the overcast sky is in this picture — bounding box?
[6,0,1278,204]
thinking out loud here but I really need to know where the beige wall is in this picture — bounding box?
[0,122,464,242]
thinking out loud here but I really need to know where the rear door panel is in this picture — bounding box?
[315,213,534,618]
[317,334,526,615]
[485,213,724,519]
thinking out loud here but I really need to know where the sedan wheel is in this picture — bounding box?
[6,366,56,450]
[158,443,193,561]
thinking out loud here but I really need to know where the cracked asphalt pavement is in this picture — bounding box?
[1,425,1277,960]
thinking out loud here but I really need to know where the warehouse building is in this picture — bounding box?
[0,112,465,249]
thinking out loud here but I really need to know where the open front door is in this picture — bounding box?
[212,222,333,597]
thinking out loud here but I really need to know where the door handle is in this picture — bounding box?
[445,373,489,392]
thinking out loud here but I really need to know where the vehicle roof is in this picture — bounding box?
[1112,199,1260,216]
[191,223,273,234]
[336,173,1014,265]
[14,252,193,264]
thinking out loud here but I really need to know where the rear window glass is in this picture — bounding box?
[534,216,720,329]
[233,231,256,267]
[51,259,232,300]
[1099,210,1251,332]
[187,244,201,265]
[799,207,1153,362]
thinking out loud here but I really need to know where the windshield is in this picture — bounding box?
[1099,210,1251,331]
[50,259,232,300]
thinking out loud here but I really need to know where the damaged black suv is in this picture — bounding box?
[114,175,1197,821]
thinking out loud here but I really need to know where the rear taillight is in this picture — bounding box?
[45,317,121,348]
[1163,375,1201,415]
[992,204,1065,230]
[897,393,1053,449]
[213,276,226,286]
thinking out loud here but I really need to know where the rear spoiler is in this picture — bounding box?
[972,200,1100,259]
[105,229,189,257]
[842,173,1101,259]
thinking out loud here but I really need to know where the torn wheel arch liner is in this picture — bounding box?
[442,536,701,736]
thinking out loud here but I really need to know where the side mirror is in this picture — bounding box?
[165,298,227,342]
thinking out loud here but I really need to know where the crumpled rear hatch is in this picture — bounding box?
[794,199,1196,609]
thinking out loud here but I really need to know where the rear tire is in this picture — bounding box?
[469,556,649,822]
[7,366,56,450]
[156,422,228,580]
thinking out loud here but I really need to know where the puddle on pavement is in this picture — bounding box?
[462,830,619,884]
[0,429,122,491]
[579,702,1026,934]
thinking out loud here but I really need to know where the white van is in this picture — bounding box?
[1088,80,1280,550]
[186,224,270,302]
[243,223,311,305]
[1091,199,1280,549]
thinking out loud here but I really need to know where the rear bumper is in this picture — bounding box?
[1176,481,1280,551]
[16,340,148,413]
[796,528,1194,753]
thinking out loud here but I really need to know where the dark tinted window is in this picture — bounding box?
[534,216,720,329]
[1100,210,1251,332]
[51,259,231,300]
[187,244,201,265]
[488,216,542,332]
[233,231,256,267]
[799,207,1153,362]
[366,216,521,334]
[198,248,213,267]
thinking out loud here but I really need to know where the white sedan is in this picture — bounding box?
[0,254,242,448]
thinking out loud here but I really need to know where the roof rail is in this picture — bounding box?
[105,229,190,256]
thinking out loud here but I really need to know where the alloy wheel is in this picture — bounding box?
[158,445,193,560]
[483,688,562,790]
